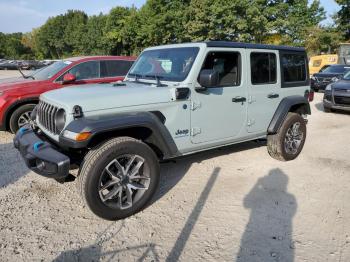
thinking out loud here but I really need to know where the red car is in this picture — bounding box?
[0,56,136,133]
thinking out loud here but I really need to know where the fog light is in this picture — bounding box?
[36,159,45,171]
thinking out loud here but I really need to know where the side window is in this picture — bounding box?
[282,53,307,83]
[63,61,100,81]
[250,52,277,85]
[100,60,134,78]
[200,52,240,87]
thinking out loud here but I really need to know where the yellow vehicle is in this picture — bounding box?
[309,54,338,75]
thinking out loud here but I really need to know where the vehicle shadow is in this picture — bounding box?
[53,167,221,261]
[315,102,350,115]
[0,141,30,188]
[236,168,297,262]
[152,139,266,205]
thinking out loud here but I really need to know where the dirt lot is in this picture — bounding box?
[0,70,350,261]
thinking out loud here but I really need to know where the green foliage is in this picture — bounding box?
[0,0,344,59]
[334,0,350,40]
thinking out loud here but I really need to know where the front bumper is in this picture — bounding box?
[13,126,70,179]
[323,99,350,111]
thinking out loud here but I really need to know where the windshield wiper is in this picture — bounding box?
[17,66,34,80]
[128,73,143,82]
[144,74,167,87]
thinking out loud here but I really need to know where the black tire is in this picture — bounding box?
[78,137,160,220]
[9,104,36,133]
[267,112,306,161]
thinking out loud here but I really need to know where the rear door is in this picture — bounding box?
[246,50,281,133]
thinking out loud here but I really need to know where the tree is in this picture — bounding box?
[335,0,350,40]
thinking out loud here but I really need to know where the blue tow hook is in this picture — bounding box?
[19,127,29,136]
[33,142,45,152]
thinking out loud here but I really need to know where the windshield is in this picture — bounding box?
[128,47,199,82]
[343,71,350,80]
[322,66,349,74]
[31,60,71,80]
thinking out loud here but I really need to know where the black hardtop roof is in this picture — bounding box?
[205,41,306,52]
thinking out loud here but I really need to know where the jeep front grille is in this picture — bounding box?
[37,101,60,134]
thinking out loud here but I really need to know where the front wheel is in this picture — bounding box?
[267,112,306,161]
[78,137,160,220]
[9,104,36,133]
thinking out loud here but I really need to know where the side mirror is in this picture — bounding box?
[62,73,76,84]
[197,69,219,90]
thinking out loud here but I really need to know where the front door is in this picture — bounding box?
[190,49,247,144]
[246,50,281,133]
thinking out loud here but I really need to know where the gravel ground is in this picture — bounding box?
[1,70,350,261]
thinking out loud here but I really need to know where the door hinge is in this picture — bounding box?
[247,119,255,127]
[191,101,201,111]
[191,127,201,136]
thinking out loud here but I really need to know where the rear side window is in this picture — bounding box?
[200,52,241,87]
[100,60,134,77]
[282,53,307,83]
[250,52,277,85]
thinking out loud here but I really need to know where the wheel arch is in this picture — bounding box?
[60,112,180,160]
[268,95,310,134]
[4,97,39,131]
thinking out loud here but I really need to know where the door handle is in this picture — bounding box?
[232,96,246,103]
[267,93,279,99]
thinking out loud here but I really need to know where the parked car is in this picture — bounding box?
[0,60,19,70]
[0,56,136,133]
[311,64,350,92]
[323,71,350,113]
[14,42,312,220]
[20,60,46,70]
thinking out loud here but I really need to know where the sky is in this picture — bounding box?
[0,0,341,33]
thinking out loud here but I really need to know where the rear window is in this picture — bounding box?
[100,60,134,77]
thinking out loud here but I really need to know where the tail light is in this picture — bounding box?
[305,90,314,102]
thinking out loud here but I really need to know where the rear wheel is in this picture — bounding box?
[78,137,160,220]
[9,104,36,133]
[267,112,306,161]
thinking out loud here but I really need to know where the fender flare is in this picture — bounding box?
[59,111,180,159]
[267,95,311,134]
[2,97,39,130]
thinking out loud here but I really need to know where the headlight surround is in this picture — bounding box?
[55,109,66,133]
[325,84,332,91]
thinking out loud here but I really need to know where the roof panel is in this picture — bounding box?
[205,41,305,52]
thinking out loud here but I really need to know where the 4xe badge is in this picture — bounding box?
[175,129,189,137]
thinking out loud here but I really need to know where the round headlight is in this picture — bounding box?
[55,109,66,133]
[325,84,332,91]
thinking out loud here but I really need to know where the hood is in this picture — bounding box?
[0,77,45,92]
[331,79,350,89]
[42,81,176,113]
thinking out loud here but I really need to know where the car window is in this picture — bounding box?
[200,51,241,87]
[282,53,307,82]
[251,52,277,85]
[100,60,134,78]
[128,47,199,82]
[64,61,100,80]
[322,66,349,74]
